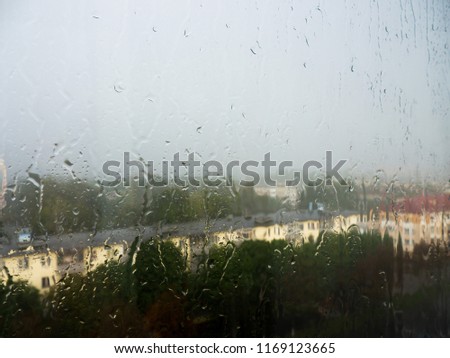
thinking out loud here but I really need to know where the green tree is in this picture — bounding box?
[148,187,191,224]
[46,178,103,234]
[46,261,140,337]
[134,239,186,311]
[0,280,43,337]
[192,240,296,337]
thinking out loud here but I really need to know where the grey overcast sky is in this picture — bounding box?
[0,0,449,183]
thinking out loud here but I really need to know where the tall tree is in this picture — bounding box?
[134,239,186,311]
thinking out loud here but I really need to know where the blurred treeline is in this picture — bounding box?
[1,230,448,337]
[1,177,284,235]
[2,174,432,235]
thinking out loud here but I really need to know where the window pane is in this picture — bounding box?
[0,0,448,338]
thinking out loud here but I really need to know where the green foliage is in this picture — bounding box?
[296,181,360,211]
[1,229,448,337]
[3,177,103,235]
[313,230,392,336]
[39,178,103,234]
[3,176,287,236]
[239,186,284,215]
[147,187,191,224]
[99,182,147,229]
[134,239,186,311]
[46,261,140,337]
[0,281,42,337]
[191,240,297,337]
[147,186,239,224]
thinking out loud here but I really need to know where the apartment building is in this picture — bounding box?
[0,248,59,293]
[379,194,450,253]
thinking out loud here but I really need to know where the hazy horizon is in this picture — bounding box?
[1,0,449,185]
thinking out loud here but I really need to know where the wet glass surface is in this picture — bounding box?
[0,1,449,337]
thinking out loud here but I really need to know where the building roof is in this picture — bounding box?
[381,194,450,215]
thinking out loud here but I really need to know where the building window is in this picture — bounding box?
[42,277,50,288]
